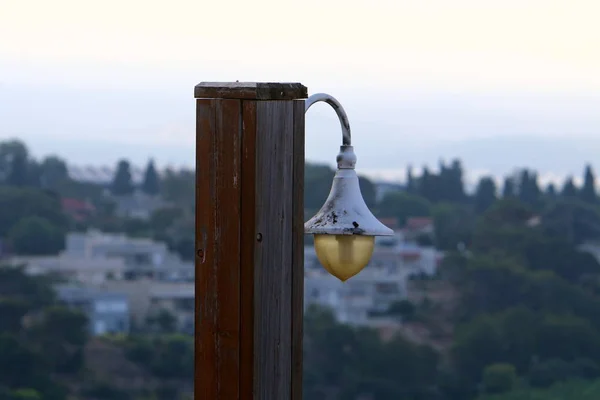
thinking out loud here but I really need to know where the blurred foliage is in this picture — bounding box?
[378,191,431,224]
[478,378,600,400]
[5,139,600,399]
[482,363,517,394]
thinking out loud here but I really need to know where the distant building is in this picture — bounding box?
[398,242,441,276]
[55,284,130,336]
[9,231,194,285]
[66,164,170,220]
[9,254,126,285]
[98,279,194,334]
[67,165,149,187]
[304,267,407,327]
[64,230,193,279]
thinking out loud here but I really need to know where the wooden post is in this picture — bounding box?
[195,82,307,399]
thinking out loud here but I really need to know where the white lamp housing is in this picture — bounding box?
[304,94,394,281]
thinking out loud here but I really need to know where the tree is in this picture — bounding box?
[439,159,466,203]
[0,299,29,333]
[528,358,578,388]
[0,267,72,399]
[149,207,184,232]
[502,177,516,198]
[161,168,195,208]
[9,188,69,232]
[545,183,557,198]
[452,314,506,384]
[478,378,600,399]
[8,216,65,255]
[378,191,431,225]
[31,306,89,374]
[541,198,600,244]
[111,159,134,195]
[0,266,56,309]
[10,388,42,400]
[0,140,28,184]
[482,363,517,394]
[146,309,177,333]
[146,335,194,379]
[358,175,377,208]
[523,235,600,282]
[305,163,335,212]
[432,203,475,251]
[406,165,416,194]
[536,314,600,363]
[156,384,180,400]
[0,334,44,389]
[475,177,497,213]
[474,198,534,236]
[80,382,130,400]
[6,152,29,187]
[303,305,439,399]
[387,299,417,321]
[581,164,597,203]
[141,159,160,196]
[39,156,69,190]
[562,177,578,198]
[517,169,541,207]
[120,217,152,238]
[418,166,440,203]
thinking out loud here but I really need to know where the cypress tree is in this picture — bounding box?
[111,159,135,195]
[142,159,160,196]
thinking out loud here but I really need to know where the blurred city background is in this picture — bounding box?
[2,1,600,399]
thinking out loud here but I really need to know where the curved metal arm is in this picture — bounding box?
[305,93,352,146]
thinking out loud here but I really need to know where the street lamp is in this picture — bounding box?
[304,93,394,282]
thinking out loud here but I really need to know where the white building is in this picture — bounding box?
[98,279,194,334]
[65,230,194,280]
[9,253,127,285]
[9,231,194,285]
[304,267,410,326]
[56,284,130,336]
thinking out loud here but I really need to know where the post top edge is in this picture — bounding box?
[194,81,308,100]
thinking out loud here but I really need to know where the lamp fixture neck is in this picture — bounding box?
[337,145,357,169]
[305,93,352,146]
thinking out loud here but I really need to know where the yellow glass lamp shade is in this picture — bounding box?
[314,234,375,281]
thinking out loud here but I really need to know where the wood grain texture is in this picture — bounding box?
[240,100,257,400]
[195,98,242,400]
[196,84,306,400]
[254,101,295,399]
[195,82,308,100]
[291,100,305,400]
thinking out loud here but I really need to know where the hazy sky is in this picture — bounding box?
[1,0,600,185]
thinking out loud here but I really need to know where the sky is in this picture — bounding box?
[1,0,600,186]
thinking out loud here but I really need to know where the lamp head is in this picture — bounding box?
[305,145,394,281]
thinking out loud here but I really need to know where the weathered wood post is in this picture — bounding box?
[195,82,307,399]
